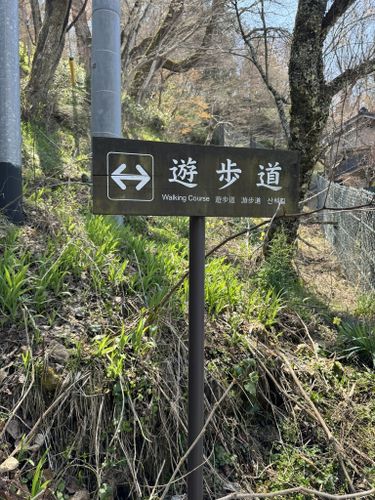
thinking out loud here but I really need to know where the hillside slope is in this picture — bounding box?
[0,123,374,499]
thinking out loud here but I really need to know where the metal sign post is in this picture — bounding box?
[92,136,300,499]
[188,215,205,498]
[188,126,223,498]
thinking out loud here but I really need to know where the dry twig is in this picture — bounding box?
[276,349,358,492]
[216,486,375,499]
[159,380,235,500]
[8,374,88,458]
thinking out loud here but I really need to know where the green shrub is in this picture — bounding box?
[269,444,337,496]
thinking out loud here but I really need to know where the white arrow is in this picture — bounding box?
[111,163,151,191]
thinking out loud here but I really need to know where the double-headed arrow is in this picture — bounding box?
[111,163,151,191]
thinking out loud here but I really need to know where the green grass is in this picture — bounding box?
[268,444,338,497]
[30,451,51,499]
[337,320,375,368]
[255,232,298,295]
[117,222,188,309]
[245,288,284,327]
[355,292,375,320]
[204,258,243,316]
[0,256,29,321]
[22,121,76,178]
[0,228,30,321]
[92,319,157,380]
[34,246,69,311]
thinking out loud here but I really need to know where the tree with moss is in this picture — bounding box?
[233,0,375,242]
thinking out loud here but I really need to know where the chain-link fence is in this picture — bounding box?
[314,175,375,291]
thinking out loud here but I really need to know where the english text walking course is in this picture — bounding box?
[92,137,300,217]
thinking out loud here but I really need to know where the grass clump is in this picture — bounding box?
[255,231,320,321]
[33,244,70,312]
[355,292,375,320]
[22,121,77,179]
[256,232,298,295]
[337,320,375,368]
[118,221,189,309]
[205,258,243,316]
[0,253,29,321]
[0,228,30,322]
[245,288,284,328]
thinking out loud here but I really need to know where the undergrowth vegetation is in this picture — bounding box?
[0,122,374,499]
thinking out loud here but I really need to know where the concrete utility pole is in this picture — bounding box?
[0,0,23,223]
[91,0,122,224]
[91,0,122,138]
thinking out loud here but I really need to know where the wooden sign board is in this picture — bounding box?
[92,137,300,217]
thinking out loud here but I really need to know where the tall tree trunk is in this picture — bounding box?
[247,0,375,253]
[30,0,42,43]
[265,0,331,249]
[288,0,330,197]
[129,0,185,102]
[25,0,72,116]
[71,0,91,84]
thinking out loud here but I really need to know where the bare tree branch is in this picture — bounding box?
[322,0,357,38]
[67,0,89,32]
[259,0,269,82]
[161,5,218,74]
[326,57,375,96]
[144,0,185,57]
[125,0,223,101]
[121,1,152,71]
[125,0,185,98]
[244,26,291,41]
[233,0,290,140]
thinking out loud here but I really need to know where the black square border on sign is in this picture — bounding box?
[106,151,155,202]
